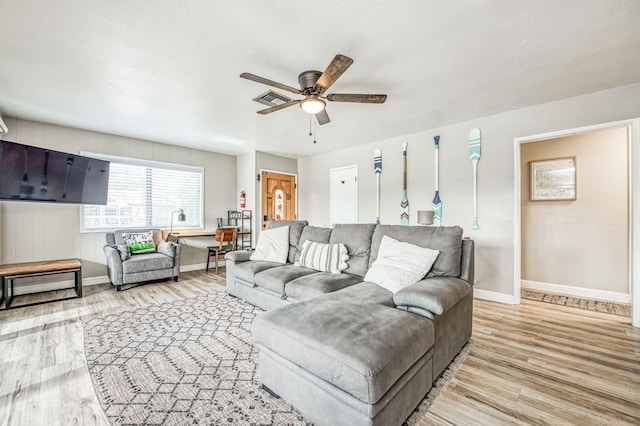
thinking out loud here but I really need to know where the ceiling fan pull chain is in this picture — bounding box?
[313,118,317,144]
[309,114,312,136]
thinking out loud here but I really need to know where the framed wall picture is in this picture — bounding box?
[530,157,576,201]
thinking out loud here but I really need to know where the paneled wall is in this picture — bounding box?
[298,82,640,300]
[0,117,237,286]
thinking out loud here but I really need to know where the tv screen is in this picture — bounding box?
[0,140,110,205]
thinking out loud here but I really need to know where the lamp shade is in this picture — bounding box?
[300,96,326,114]
[417,210,434,225]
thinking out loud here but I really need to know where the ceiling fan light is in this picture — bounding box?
[300,96,326,114]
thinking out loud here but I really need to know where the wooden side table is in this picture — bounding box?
[0,259,82,309]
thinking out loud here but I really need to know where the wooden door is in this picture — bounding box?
[261,171,296,229]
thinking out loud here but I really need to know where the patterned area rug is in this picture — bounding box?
[83,291,471,425]
[521,288,631,317]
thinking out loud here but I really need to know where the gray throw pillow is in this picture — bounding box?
[114,244,130,261]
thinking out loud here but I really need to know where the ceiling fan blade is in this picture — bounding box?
[315,54,354,93]
[257,100,300,115]
[316,109,330,125]
[326,93,387,103]
[240,72,301,95]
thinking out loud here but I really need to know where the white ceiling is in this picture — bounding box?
[1,1,639,158]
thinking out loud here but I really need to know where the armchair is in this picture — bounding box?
[104,228,181,291]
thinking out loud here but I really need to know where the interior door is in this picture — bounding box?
[330,165,358,225]
[261,171,297,229]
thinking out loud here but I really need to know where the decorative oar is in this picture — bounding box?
[374,148,382,224]
[468,128,481,230]
[432,135,442,225]
[400,143,409,225]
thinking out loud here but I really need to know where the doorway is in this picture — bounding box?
[330,165,358,225]
[514,118,640,327]
[260,171,297,229]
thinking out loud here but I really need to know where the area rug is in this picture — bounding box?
[83,291,471,425]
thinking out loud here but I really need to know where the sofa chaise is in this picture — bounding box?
[225,220,474,426]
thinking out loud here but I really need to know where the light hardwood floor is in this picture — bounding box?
[0,271,638,426]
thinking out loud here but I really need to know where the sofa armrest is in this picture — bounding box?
[103,245,124,285]
[225,250,253,263]
[393,277,472,316]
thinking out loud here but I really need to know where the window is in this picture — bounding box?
[81,153,203,232]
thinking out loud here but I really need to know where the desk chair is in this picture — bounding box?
[206,228,238,273]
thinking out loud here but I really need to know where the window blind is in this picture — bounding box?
[80,153,203,231]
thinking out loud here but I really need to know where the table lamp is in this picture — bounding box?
[170,208,186,234]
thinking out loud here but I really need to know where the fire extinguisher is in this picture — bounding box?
[240,191,246,209]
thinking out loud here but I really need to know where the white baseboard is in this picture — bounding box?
[10,262,219,296]
[181,262,209,272]
[13,280,75,296]
[84,275,111,286]
[473,288,518,305]
[521,280,630,304]
[12,275,110,296]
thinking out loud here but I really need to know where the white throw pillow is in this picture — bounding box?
[250,225,290,264]
[295,240,349,274]
[364,235,440,294]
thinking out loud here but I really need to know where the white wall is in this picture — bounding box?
[237,149,256,245]
[298,82,640,299]
[521,127,629,295]
[0,117,237,284]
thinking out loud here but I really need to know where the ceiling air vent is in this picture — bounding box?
[253,90,293,107]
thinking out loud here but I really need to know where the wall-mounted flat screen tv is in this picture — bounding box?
[0,140,110,205]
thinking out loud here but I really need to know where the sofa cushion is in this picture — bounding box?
[370,225,463,278]
[329,224,376,277]
[364,236,440,293]
[112,228,163,246]
[253,282,434,404]
[122,253,173,274]
[295,241,349,274]
[114,244,130,261]
[233,260,283,283]
[156,240,177,258]
[251,225,289,264]
[254,265,317,295]
[285,272,363,301]
[122,231,156,254]
[295,225,333,262]
[265,220,308,263]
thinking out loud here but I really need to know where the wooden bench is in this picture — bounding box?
[0,259,82,309]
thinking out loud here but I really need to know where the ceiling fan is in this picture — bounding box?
[240,54,387,125]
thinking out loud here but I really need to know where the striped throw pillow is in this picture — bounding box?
[295,240,349,274]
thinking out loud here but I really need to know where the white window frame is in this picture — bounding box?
[79,152,204,233]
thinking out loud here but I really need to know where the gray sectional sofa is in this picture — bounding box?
[225,220,474,426]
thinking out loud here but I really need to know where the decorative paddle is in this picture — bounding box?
[400,143,409,225]
[432,135,442,225]
[468,128,481,230]
[374,148,382,224]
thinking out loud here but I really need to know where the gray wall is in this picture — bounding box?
[521,126,629,294]
[0,117,237,284]
[298,82,640,299]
